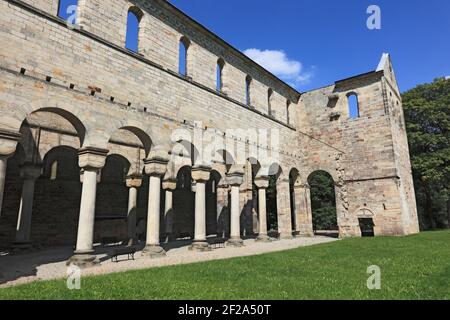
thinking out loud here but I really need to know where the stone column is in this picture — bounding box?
[296,183,314,237]
[226,167,245,247]
[189,166,211,252]
[0,129,21,217]
[69,147,108,267]
[255,176,270,242]
[216,181,229,238]
[277,178,293,240]
[143,153,169,258]
[162,178,177,243]
[126,175,142,245]
[14,164,42,248]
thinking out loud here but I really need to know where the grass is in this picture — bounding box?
[0,231,449,300]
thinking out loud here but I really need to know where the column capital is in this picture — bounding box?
[217,180,229,189]
[0,129,21,158]
[226,166,245,187]
[78,147,108,171]
[144,148,169,177]
[144,158,168,177]
[162,178,177,191]
[126,175,143,188]
[20,163,43,180]
[191,165,211,183]
[254,175,270,189]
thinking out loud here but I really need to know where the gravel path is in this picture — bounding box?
[0,236,338,288]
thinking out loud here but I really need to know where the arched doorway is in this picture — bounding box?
[174,166,195,239]
[308,170,338,237]
[95,154,130,244]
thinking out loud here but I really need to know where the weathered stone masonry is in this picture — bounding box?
[0,0,419,264]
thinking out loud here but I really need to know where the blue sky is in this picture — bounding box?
[169,0,450,93]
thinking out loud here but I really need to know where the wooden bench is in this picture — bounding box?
[102,237,119,247]
[111,246,137,263]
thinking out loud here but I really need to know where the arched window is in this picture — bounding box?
[179,37,190,76]
[125,7,143,53]
[268,88,273,115]
[347,93,360,119]
[57,0,78,22]
[286,100,291,125]
[216,58,225,92]
[245,75,252,106]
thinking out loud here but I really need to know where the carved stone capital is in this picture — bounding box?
[217,180,229,189]
[226,168,245,187]
[0,129,21,157]
[78,147,108,170]
[126,175,143,188]
[144,148,169,177]
[144,158,168,177]
[254,175,270,189]
[162,178,177,191]
[191,165,211,183]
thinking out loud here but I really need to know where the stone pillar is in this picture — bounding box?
[142,152,169,258]
[255,176,270,242]
[335,182,360,238]
[0,129,21,217]
[14,164,42,247]
[296,184,314,237]
[126,175,142,245]
[277,178,293,240]
[216,181,229,238]
[226,167,245,247]
[189,166,211,252]
[162,178,177,243]
[69,147,108,267]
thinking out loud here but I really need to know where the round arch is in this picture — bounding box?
[42,146,79,181]
[307,170,338,236]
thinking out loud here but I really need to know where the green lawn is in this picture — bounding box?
[1,231,449,300]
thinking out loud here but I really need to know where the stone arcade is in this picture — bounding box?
[0,0,420,266]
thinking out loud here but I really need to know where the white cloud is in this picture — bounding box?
[446,76,450,80]
[243,48,313,88]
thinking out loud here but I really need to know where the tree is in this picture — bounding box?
[402,78,450,229]
[308,171,338,231]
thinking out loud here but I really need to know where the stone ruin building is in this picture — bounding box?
[0,0,419,265]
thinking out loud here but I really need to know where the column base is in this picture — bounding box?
[226,238,244,248]
[189,241,212,252]
[280,234,294,240]
[298,231,314,238]
[67,251,99,268]
[142,245,166,258]
[255,235,271,243]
